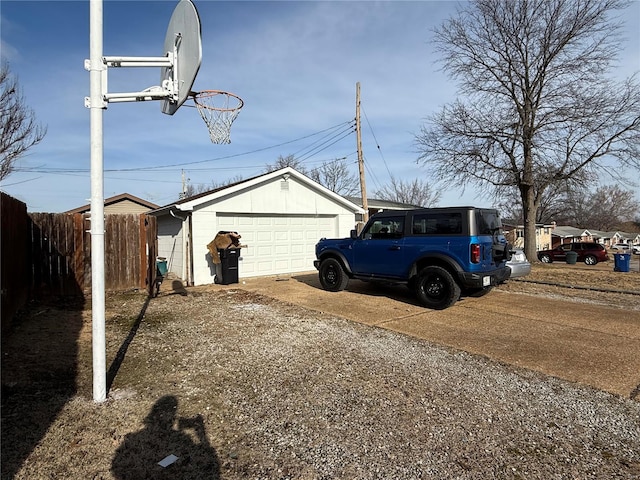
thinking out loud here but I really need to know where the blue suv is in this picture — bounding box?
[314,207,511,309]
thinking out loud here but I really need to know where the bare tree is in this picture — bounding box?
[0,61,47,181]
[182,175,243,199]
[496,174,587,224]
[568,184,638,230]
[264,154,308,175]
[308,158,359,196]
[497,182,638,230]
[264,155,360,196]
[375,177,441,207]
[416,0,640,262]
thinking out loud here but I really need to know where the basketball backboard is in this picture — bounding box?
[161,0,202,115]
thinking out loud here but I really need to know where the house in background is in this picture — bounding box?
[65,193,159,215]
[504,222,640,252]
[149,167,364,286]
[502,222,554,251]
[591,230,640,247]
[550,226,596,248]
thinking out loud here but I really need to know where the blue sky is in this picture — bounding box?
[1,1,639,213]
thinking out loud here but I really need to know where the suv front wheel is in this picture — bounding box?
[414,266,461,310]
[318,258,349,292]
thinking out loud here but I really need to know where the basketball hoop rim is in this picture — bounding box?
[190,90,244,112]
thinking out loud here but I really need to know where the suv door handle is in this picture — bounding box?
[389,245,401,251]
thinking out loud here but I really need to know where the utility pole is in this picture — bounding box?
[355,82,368,222]
[181,169,188,199]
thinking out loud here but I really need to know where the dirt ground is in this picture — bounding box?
[1,258,639,479]
[236,259,640,399]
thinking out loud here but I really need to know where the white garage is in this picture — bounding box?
[150,167,364,286]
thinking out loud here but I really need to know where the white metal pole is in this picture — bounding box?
[89,0,106,403]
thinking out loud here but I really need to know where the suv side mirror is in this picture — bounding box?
[350,229,357,239]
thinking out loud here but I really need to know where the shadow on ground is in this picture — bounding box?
[289,272,485,306]
[1,296,84,479]
[111,395,220,479]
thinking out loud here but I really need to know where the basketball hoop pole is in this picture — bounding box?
[88,0,107,403]
[87,0,173,403]
[85,0,203,403]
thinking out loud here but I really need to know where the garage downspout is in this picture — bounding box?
[170,209,191,285]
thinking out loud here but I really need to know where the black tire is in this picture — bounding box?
[318,258,349,292]
[415,266,461,310]
[539,254,552,263]
[584,255,597,265]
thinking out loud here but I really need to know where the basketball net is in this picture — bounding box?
[192,90,244,144]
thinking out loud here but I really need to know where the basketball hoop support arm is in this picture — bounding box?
[84,33,183,106]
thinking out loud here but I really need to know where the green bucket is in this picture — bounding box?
[156,257,168,275]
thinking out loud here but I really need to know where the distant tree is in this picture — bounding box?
[416,0,640,263]
[182,175,243,199]
[264,154,308,175]
[308,158,359,196]
[497,183,639,231]
[265,155,360,196]
[568,184,638,230]
[375,177,441,207]
[0,60,47,181]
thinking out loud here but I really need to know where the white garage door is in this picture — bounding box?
[217,214,338,277]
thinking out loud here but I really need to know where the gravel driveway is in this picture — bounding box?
[2,268,640,479]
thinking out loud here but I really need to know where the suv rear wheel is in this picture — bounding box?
[414,266,461,310]
[318,258,349,292]
[584,255,597,265]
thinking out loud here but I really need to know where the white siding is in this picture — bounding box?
[157,172,360,285]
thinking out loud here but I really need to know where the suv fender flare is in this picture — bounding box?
[318,251,353,275]
[409,253,463,278]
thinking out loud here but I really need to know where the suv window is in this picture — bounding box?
[475,210,502,235]
[412,212,462,235]
[363,216,405,239]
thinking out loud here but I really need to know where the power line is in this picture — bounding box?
[296,124,355,162]
[362,106,393,179]
[13,120,355,175]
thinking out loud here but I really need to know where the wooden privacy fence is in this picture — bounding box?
[29,213,158,296]
[1,192,30,327]
[1,191,158,330]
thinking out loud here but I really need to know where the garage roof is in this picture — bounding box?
[149,167,365,215]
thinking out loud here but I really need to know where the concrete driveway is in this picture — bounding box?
[235,271,640,401]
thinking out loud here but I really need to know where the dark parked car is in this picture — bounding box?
[537,242,609,265]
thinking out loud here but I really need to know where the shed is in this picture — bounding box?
[150,167,364,286]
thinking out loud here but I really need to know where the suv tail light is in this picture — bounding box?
[470,244,481,263]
